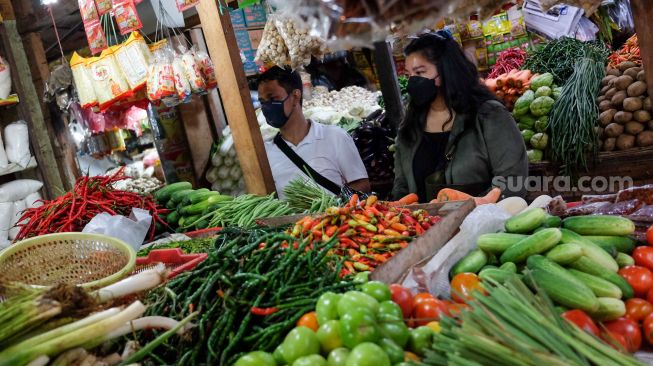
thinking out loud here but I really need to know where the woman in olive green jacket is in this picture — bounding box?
[392,32,528,202]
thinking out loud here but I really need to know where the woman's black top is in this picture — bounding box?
[412,131,450,202]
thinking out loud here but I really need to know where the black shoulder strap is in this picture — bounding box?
[273,133,341,195]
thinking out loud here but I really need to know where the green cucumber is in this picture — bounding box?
[584,236,636,254]
[560,229,619,271]
[569,256,633,299]
[171,189,194,204]
[181,195,233,216]
[194,219,209,230]
[181,188,210,206]
[500,262,517,273]
[505,208,547,233]
[542,215,562,228]
[479,268,515,284]
[526,255,598,312]
[477,233,528,254]
[563,215,635,236]
[616,252,635,268]
[567,269,622,298]
[166,199,177,210]
[166,211,180,226]
[451,249,488,276]
[189,190,218,204]
[588,298,626,322]
[182,214,201,227]
[154,182,192,203]
[500,228,561,264]
[545,243,583,265]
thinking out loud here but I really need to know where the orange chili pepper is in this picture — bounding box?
[390,222,408,232]
[344,261,356,273]
[348,194,359,207]
[383,229,402,237]
[353,214,370,222]
[377,224,385,232]
[365,195,378,207]
[325,225,338,237]
[373,254,388,263]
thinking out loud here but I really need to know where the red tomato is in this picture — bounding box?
[560,310,600,337]
[389,284,414,318]
[619,265,653,297]
[647,288,653,305]
[643,313,653,345]
[450,273,486,303]
[647,225,653,246]
[447,302,470,318]
[634,246,653,271]
[625,298,653,323]
[413,297,449,326]
[602,331,629,351]
[604,317,642,353]
[413,293,435,306]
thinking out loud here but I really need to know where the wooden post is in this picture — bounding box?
[632,0,653,99]
[373,41,404,126]
[196,0,275,195]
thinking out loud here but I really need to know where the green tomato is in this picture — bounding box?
[361,281,391,302]
[378,338,404,364]
[337,291,380,318]
[280,326,321,364]
[339,307,381,348]
[378,301,403,322]
[378,321,410,348]
[274,346,286,365]
[409,326,435,357]
[317,292,343,326]
[353,271,370,284]
[293,355,327,366]
[234,351,277,366]
[327,348,350,366]
[317,320,343,353]
[345,342,391,366]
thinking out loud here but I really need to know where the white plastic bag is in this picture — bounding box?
[0,132,8,169]
[25,192,43,209]
[8,199,25,240]
[0,179,42,202]
[0,56,11,100]
[0,202,12,243]
[4,121,31,167]
[82,208,152,251]
[402,205,511,298]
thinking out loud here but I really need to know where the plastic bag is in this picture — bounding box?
[8,199,25,240]
[88,47,131,110]
[4,121,30,167]
[0,55,11,100]
[83,20,108,55]
[179,47,205,94]
[113,0,143,35]
[274,15,327,68]
[147,45,176,104]
[78,0,99,24]
[194,49,217,89]
[82,208,152,251]
[0,202,12,244]
[0,180,42,202]
[594,199,642,216]
[94,0,112,16]
[255,16,291,67]
[172,54,191,102]
[0,130,8,170]
[24,192,42,209]
[609,0,635,33]
[538,0,602,15]
[402,205,511,298]
[71,52,98,108]
[113,32,150,90]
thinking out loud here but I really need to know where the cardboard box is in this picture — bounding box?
[234,29,252,51]
[244,3,267,28]
[230,8,246,30]
[248,29,263,49]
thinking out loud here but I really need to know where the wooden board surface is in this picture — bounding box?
[255,200,470,228]
[631,0,653,100]
[370,199,476,284]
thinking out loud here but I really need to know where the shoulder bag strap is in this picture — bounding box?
[273,133,341,195]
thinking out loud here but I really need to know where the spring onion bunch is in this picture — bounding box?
[283,177,339,213]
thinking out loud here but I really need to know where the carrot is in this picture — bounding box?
[485,78,497,93]
[390,193,418,206]
[436,188,472,202]
[474,187,502,205]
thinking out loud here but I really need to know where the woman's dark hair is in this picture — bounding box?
[399,31,496,142]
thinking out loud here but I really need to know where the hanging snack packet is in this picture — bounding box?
[172,54,191,103]
[84,20,108,55]
[194,49,217,89]
[255,16,290,67]
[146,48,176,104]
[113,32,150,91]
[94,0,112,16]
[179,47,205,94]
[114,0,143,35]
[176,0,200,12]
[71,52,98,109]
[78,0,99,24]
[88,47,132,111]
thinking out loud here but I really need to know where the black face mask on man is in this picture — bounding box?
[406,76,439,106]
[261,94,295,128]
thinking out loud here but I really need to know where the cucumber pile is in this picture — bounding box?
[153,182,233,232]
[453,207,638,321]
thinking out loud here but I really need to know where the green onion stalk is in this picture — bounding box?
[283,177,339,213]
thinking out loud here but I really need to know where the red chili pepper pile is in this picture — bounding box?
[488,48,527,79]
[287,194,440,275]
[15,169,166,241]
[608,34,641,68]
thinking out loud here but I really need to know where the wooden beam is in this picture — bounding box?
[373,41,404,127]
[178,95,216,181]
[196,0,275,195]
[15,0,79,34]
[631,0,653,99]
[0,19,65,198]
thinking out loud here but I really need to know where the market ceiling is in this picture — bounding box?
[15,0,198,61]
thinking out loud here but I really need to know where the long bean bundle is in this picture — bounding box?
[549,57,605,176]
[144,228,354,365]
[197,193,296,228]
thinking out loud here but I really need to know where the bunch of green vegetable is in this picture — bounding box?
[143,228,354,365]
[453,208,636,321]
[194,193,296,229]
[522,37,610,85]
[549,56,605,175]
[137,237,215,256]
[283,178,339,213]
[423,277,644,366]
[512,72,560,163]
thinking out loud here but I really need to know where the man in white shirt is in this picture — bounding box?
[258,66,370,199]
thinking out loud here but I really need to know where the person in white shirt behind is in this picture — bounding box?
[258,66,371,199]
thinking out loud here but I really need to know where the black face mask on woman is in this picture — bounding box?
[406,76,439,106]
